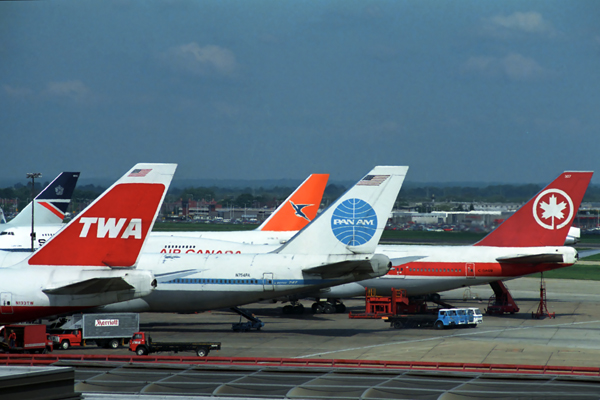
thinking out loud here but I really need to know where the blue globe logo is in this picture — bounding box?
[331,198,378,246]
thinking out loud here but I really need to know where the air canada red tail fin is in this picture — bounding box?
[28,163,177,267]
[258,174,329,232]
[474,171,593,247]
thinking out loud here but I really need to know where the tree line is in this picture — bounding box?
[2,182,600,215]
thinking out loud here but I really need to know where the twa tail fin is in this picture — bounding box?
[277,166,408,255]
[475,171,593,247]
[257,174,329,232]
[28,163,177,267]
[7,172,80,227]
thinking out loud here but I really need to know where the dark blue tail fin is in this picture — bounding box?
[7,172,80,226]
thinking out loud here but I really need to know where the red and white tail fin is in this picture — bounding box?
[474,171,593,247]
[28,163,177,267]
[257,174,329,232]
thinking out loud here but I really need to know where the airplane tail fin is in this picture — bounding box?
[257,174,329,232]
[474,171,593,247]
[7,172,80,227]
[28,164,177,267]
[277,166,408,255]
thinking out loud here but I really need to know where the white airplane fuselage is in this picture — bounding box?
[0,231,579,310]
[88,233,576,313]
[0,225,64,251]
[318,244,577,298]
[153,230,295,246]
[100,252,390,313]
[139,238,579,301]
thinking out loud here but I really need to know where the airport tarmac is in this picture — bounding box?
[66,276,600,369]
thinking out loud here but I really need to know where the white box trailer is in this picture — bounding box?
[49,313,139,349]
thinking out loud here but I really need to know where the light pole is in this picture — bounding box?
[27,172,42,251]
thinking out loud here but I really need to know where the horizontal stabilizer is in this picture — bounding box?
[578,249,600,259]
[42,277,134,295]
[496,253,565,264]
[303,254,390,279]
[154,269,206,283]
[390,256,426,266]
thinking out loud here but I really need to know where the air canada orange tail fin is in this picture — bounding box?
[28,163,177,267]
[474,171,593,247]
[258,174,329,232]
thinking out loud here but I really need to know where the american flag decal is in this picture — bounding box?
[128,169,152,177]
[357,175,389,186]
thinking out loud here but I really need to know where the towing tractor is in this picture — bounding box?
[128,332,221,357]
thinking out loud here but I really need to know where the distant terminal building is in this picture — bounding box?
[180,199,218,220]
[391,211,506,229]
[575,202,600,230]
[471,203,520,212]
[391,201,600,232]
[163,198,272,223]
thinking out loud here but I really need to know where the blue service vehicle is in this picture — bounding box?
[383,308,483,329]
[435,309,465,328]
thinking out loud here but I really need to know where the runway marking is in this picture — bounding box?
[296,319,600,359]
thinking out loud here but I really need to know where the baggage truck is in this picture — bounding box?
[129,331,221,357]
[0,324,53,354]
[48,313,139,349]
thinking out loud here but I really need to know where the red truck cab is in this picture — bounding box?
[129,332,146,354]
[49,330,83,350]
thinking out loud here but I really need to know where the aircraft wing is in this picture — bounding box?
[42,277,135,295]
[303,254,390,279]
[496,254,566,264]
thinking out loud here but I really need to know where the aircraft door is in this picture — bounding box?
[391,266,406,279]
[1,293,13,314]
[262,273,274,291]
[465,263,476,278]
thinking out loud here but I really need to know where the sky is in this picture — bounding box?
[1,0,599,186]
